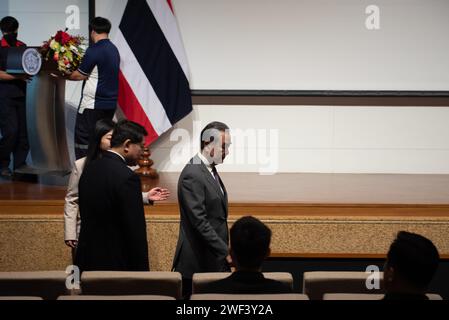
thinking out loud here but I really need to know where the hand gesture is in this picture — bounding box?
[65,240,78,248]
[148,187,170,202]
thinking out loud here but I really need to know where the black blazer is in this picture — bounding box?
[201,271,293,294]
[75,151,149,272]
[172,155,230,279]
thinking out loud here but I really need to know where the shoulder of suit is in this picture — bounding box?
[181,161,206,177]
[85,155,130,173]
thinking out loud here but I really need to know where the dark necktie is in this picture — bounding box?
[211,165,223,194]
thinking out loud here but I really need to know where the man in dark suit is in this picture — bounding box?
[201,216,292,294]
[172,121,232,298]
[75,120,149,272]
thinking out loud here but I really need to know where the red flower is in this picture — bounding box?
[54,30,71,45]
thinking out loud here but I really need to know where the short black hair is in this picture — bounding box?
[0,16,19,33]
[200,121,229,151]
[230,216,272,269]
[110,120,147,148]
[89,17,111,34]
[386,231,439,290]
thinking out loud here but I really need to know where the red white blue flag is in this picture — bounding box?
[114,0,192,145]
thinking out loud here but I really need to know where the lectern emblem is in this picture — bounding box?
[22,48,42,75]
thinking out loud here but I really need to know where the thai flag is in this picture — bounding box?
[114,0,192,145]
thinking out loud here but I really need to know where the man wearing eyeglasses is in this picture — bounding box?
[75,120,151,272]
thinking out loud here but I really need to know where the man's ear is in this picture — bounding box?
[202,142,214,158]
[203,141,211,152]
[123,139,131,153]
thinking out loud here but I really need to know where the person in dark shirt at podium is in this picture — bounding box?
[0,16,30,178]
[64,17,120,160]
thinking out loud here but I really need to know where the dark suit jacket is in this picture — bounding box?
[172,155,230,279]
[201,271,293,294]
[75,151,149,272]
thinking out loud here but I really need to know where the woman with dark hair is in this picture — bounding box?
[83,118,115,170]
[64,119,169,250]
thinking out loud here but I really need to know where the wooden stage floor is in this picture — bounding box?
[1,172,449,217]
[1,172,449,270]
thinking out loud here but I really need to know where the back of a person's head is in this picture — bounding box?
[110,120,147,148]
[0,16,19,33]
[84,119,116,168]
[89,16,111,34]
[93,118,115,142]
[230,216,271,270]
[386,231,439,290]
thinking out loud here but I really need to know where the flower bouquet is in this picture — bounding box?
[40,29,86,74]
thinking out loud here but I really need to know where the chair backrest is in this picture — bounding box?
[323,293,443,300]
[323,293,384,300]
[0,296,44,300]
[0,271,69,300]
[302,271,384,300]
[190,293,309,300]
[426,293,443,300]
[192,272,294,294]
[80,271,182,299]
[57,295,176,300]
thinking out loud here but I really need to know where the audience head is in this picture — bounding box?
[230,216,272,271]
[84,119,115,168]
[384,231,439,294]
[200,121,231,165]
[110,120,147,166]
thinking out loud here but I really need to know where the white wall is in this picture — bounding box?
[95,0,449,174]
[171,0,449,91]
[150,105,449,174]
